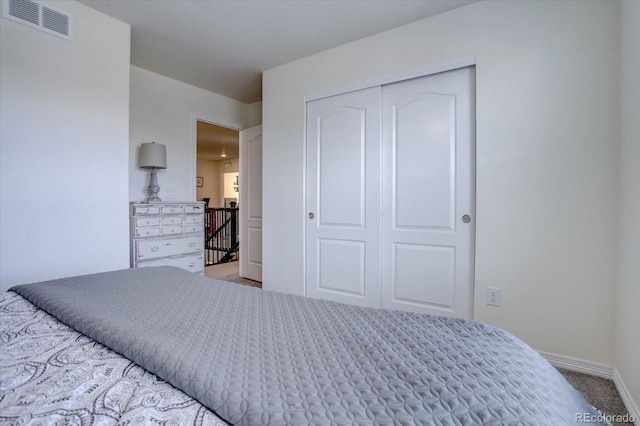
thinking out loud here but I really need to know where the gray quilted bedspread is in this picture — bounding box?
[0,291,228,425]
[10,266,604,425]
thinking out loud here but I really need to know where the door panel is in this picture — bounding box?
[306,87,381,307]
[247,134,263,220]
[393,243,455,309]
[240,125,262,282]
[247,227,262,266]
[319,108,365,227]
[382,67,475,318]
[395,94,455,230]
[318,239,365,296]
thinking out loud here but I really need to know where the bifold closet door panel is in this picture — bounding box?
[305,86,382,308]
[381,67,475,319]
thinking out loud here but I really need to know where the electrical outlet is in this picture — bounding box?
[487,287,501,306]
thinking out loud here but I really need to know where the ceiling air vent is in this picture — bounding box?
[2,0,72,41]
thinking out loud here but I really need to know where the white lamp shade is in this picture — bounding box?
[139,142,167,169]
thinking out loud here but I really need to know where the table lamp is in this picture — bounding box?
[139,142,167,201]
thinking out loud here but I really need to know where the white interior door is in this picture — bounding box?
[239,125,262,282]
[381,67,475,318]
[306,87,381,307]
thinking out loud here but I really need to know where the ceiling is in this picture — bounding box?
[79,0,475,104]
[197,121,239,161]
[79,1,476,160]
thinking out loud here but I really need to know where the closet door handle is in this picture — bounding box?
[308,212,314,219]
[462,215,471,223]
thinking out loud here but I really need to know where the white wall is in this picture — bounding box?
[196,157,239,206]
[615,0,640,415]
[130,66,257,202]
[247,101,263,128]
[263,0,619,368]
[196,158,219,203]
[0,1,131,292]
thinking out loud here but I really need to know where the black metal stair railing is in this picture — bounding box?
[204,207,239,266]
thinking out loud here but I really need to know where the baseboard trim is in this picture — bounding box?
[612,368,640,426]
[539,351,613,379]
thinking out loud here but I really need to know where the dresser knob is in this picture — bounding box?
[150,246,159,252]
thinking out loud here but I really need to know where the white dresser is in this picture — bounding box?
[130,202,205,274]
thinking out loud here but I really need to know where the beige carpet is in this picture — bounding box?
[557,368,634,425]
[205,262,261,288]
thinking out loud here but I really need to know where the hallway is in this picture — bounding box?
[205,262,261,288]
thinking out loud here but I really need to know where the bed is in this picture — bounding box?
[1,266,606,425]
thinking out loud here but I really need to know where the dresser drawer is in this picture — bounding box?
[161,205,183,215]
[162,225,183,236]
[137,253,204,273]
[184,214,203,224]
[162,216,183,225]
[136,236,203,260]
[134,206,160,215]
[184,204,203,214]
[136,227,161,238]
[184,224,202,234]
[136,217,161,227]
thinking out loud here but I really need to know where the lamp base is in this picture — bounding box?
[146,168,161,202]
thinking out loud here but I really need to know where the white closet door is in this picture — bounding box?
[381,67,475,318]
[240,125,262,282]
[306,87,381,307]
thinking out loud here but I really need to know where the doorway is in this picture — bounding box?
[196,121,263,285]
[196,121,239,208]
[196,121,242,277]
